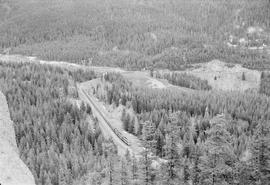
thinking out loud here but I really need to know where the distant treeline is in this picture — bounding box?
[0,0,270,70]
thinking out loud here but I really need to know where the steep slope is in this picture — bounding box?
[0,92,35,185]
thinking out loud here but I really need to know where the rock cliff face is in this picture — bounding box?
[0,92,35,185]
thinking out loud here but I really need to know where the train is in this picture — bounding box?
[113,128,130,146]
[81,88,130,146]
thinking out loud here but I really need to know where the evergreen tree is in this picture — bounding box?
[154,128,165,157]
[142,121,156,150]
[192,145,201,185]
[108,157,114,185]
[183,158,190,184]
[162,114,181,184]
[242,72,246,81]
[129,117,135,134]
[122,109,130,131]
[130,154,139,185]
[120,159,129,185]
[250,120,270,184]
[139,149,152,185]
[124,114,131,132]
[86,104,92,114]
[199,116,235,185]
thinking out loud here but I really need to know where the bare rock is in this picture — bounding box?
[0,92,35,185]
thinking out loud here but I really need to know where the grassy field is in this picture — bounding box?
[1,0,270,70]
[181,60,261,91]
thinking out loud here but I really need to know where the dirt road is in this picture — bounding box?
[0,54,125,73]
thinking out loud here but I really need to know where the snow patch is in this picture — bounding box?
[247,26,264,34]
[239,38,247,45]
[146,78,166,89]
[150,32,158,42]
[184,60,261,91]
[240,150,252,162]
[227,42,237,48]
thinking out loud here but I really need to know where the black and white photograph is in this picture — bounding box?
[0,0,270,185]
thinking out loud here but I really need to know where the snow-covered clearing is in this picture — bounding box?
[185,60,261,91]
[146,78,166,89]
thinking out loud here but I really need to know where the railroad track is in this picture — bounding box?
[81,88,130,146]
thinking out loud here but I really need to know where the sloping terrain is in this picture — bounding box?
[1,0,270,70]
[0,53,190,91]
[155,59,262,92]
[153,60,261,92]
[1,53,261,92]
[0,92,35,185]
[78,80,144,157]
[186,60,261,91]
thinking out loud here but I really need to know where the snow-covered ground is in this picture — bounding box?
[185,60,261,91]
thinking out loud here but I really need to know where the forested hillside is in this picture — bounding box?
[1,0,270,185]
[0,0,270,70]
[0,63,101,184]
[1,63,270,184]
[93,72,270,184]
[0,63,173,185]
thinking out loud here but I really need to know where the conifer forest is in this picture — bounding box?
[1,0,270,185]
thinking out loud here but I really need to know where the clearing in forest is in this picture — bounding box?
[183,60,261,92]
[122,71,167,89]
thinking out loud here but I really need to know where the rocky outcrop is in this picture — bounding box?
[0,92,35,185]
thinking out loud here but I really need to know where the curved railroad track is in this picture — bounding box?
[81,88,130,146]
